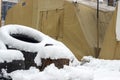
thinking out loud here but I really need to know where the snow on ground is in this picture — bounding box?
[9,64,93,80]
[0,0,119,80]
[3,56,120,80]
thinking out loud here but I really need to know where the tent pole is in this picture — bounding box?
[96,0,100,57]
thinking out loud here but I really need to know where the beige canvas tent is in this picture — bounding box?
[99,1,120,59]
[5,0,114,60]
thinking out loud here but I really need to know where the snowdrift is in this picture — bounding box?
[1,56,120,80]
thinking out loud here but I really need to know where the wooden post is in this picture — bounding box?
[96,0,100,58]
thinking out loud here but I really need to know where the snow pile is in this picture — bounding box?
[9,64,93,80]
[81,56,120,71]
[0,50,24,63]
[0,24,79,66]
[7,56,120,80]
[34,43,79,66]
[0,24,43,52]
[0,40,7,50]
[80,56,120,80]
[116,0,120,41]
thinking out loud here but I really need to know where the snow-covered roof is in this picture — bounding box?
[0,50,24,63]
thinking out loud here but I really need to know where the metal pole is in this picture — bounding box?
[96,0,99,57]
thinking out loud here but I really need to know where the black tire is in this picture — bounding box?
[0,50,25,80]
[0,25,43,69]
[0,50,25,73]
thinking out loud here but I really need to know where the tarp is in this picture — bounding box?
[5,0,33,27]
[5,0,114,60]
[99,1,120,59]
[63,2,114,59]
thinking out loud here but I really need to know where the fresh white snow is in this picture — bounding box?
[34,43,79,66]
[0,24,79,66]
[0,50,24,63]
[81,56,120,71]
[0,1,119,80]
[9,64,93,80]
[0,24,43,52]
[5,56,120,80]
[0,40,7,50]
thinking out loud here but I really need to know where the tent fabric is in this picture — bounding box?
[5,0,33,27]
[37,0,64,11]
[38,10,64,39]
[62,1,95,59]
[73,3,113,48]
[5,0,114,60]
[5,0,64,39]
[99,1,120,59]
[63,2,113,59]
[116,1,120,41]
